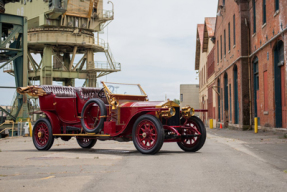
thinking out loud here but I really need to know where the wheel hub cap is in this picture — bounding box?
[38,131,43,138]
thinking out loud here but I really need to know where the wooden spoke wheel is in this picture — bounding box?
[177,116,206,152]
[76,137,97,149]
[32,118,54,150]
[132,115,164,154]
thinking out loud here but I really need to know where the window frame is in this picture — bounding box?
[263,0,267,24]
[224,29,226,56]
[220,35,223,60]
[228,22,231,51]
[253,0,257,34]
[275,0,279,12]
[233,14,236,45]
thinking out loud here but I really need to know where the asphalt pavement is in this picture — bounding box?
[0,128,286,192]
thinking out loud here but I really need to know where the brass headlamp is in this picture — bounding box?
[159,106,176,118]
[181,106,194,118]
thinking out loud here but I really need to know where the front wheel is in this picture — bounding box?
[32,118,54,150]
[132,115,164,154]
[76,137,97,149]
[177,116,206,152]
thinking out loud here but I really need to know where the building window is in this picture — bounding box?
[263,0,266,24]
[217,40,219,63]
[224,29,226,55]
[275,0,279,11]
[253,0,256,33]
[233,15,236,45]
[180,94,183,102]
[263,71,268,110]
[223,0,225,6]
[228,22,231,51]
[220,35,222,60]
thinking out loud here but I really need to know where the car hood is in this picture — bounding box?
[120,101,179,108]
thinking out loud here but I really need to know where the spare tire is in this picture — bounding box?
[81,98,107,133]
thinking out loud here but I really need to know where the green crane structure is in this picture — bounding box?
[0,0,121,122]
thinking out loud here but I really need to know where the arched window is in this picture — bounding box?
[233,65,239,124]
[274,41,285,127]
[218,78,221,121]
[253,57,259,118]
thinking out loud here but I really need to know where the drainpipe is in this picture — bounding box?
[246,18,252,129]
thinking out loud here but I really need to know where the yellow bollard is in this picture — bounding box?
[28,120,33,137]
[254,117,258,134]
[209,119,213,129]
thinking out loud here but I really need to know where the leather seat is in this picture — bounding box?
[40,85,76,98]
[39,85,109,104]
[75,87,109,104]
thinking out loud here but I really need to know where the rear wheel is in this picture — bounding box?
[76,138,97,149]
[177,116,206,152]
[32,118,54,150]
[132,115,164,154]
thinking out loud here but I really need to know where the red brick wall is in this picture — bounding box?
[214,0,250,127]
[207,47,215,79]
[249,0,287,127]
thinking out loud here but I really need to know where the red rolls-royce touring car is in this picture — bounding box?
[17,82,206,154]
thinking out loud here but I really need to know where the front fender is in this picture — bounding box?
[114,108,167,136]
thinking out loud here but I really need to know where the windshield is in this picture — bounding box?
[103,82,146,96]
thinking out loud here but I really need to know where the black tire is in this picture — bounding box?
[81,98,107,133]
[132,115,164,154]
[76,138,97,149]
[32,118,54,151]
[177,116,206,152]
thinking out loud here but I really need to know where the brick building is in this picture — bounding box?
[195,18,216,126]
[211,0,287,129]
[249,0,287,128]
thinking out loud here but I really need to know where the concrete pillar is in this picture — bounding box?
[41,46,53,85]
[86,49,94,70]
[87,73,97,87]
[63,53,75,86]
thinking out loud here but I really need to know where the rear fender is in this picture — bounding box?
[43,111,61,134]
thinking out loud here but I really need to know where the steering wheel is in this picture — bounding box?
[107,85,114,93]
[98,88,106,98]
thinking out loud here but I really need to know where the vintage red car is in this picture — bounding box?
[18,82,206,154]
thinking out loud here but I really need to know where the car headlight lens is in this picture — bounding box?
[170,107,176,116]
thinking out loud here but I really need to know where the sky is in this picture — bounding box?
[0,0,218,105]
